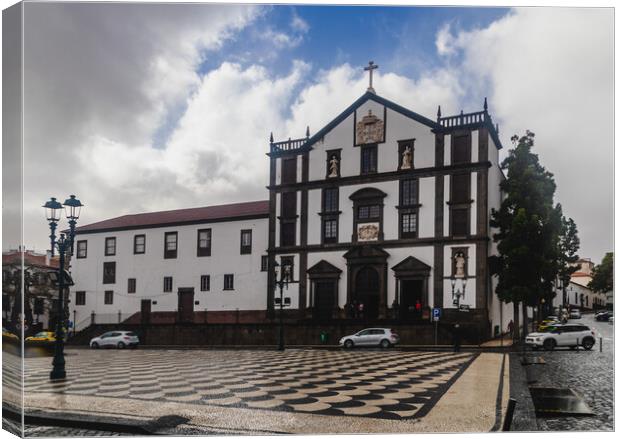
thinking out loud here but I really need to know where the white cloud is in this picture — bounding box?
[434,8,613,260]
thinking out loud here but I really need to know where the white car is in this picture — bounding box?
[339,328,399,348]
[569,309,581,319]
[90,331,139,349]
[525,324,595,350]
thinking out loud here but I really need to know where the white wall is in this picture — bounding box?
[70,218,269,324]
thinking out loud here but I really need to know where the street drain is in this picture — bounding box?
[520,356,546,365]
[529,387,593,416]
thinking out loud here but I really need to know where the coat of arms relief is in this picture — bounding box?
[356,109,384,144]
[357,223,380,241]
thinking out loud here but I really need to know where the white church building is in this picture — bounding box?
[69,73,512,338]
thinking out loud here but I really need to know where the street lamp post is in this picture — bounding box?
[273,261,290,351]
[44,195,83,380]
[451,277,467,309]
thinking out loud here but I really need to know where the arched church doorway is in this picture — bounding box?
[355,266,380,319]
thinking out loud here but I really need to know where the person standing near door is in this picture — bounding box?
[452,323,461,352]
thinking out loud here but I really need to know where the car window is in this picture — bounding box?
[125,332,136,337]
[110,332,122,337]
[372,329,384,335]
[357,330,370,336]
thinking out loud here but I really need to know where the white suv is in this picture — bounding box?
[525,324,595,351]
[339,328,399,348]
[90,331,140,349]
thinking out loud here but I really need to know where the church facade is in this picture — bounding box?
[68,82,511,338]
[266,90,508,335]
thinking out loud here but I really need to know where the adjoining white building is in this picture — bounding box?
[551,258,607,311]
[70,84,512,338]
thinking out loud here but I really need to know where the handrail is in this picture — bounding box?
[270,137,308,153]
[439,110,488,128]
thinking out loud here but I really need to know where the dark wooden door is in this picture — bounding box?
[355,266,380,319]
[314,281,335,320]
[178,288,194,323]
[141,300,151,325]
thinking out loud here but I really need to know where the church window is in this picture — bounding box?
[400,179,418,206]
[224,274,234,290]
[321,188,340,244]
[240,229,252,254]
[200,275,210,292]
[104,237,116,256]
[451,209,469,237]
[197,229,211,257]
[127,278,136,294]
[104,290,114,305]
[280,222,296,246]
[261,255,269,271]
[134,235,146,254]
[360,145,377,174]
[358,204,380,220]
[77,240,87,258]
[75,291,86,306]
[163,276,173,292]
[281,157,297,184]
[400,212,418,237]
[451,173,470,203]
[281,192,297,218]
[164,232,177,259]
[102,262,116,284]
[452,133,471,164]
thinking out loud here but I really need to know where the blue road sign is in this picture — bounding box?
[432,308,441,319]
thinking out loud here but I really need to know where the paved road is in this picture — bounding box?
[3,348,508,434]
[529,312,614,431]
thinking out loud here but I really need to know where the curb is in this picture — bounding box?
[2,403,188,435]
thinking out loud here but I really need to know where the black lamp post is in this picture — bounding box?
[42,198,63,257]
[44,194,83,380]
[273,261,290,351]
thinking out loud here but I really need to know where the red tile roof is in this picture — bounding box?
[571,272,591,277]
[2,250,59,268]
[74,200,270,234]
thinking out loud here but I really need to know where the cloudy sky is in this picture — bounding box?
[5,2,613,263]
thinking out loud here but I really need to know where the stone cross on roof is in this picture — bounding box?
[364,61,378,93]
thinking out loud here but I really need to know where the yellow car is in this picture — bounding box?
[25,331,56,344]
[2,327,19,341]
[538,318,560,332]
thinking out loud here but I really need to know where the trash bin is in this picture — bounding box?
[320,331,329,344]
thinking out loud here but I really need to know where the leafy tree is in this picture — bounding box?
[490,131,561,339]
[589,252,613,294]
[556,210,580,305]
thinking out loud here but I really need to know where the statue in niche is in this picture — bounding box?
[401,145,413,169]
[454,252,466,278]
[328,155,339,178]
[356,109,384,144]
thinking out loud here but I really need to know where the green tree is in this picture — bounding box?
[490,131,561,339]
[556,210,580,306]
[589,252,613,295]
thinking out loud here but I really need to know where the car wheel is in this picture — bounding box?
[117,341,126,349]
[380,339,391,349]
[582,338,594,350]
[543,339,556,351]
[91,342,99,349]
[344,340,354,349]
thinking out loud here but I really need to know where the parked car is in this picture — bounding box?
[525,324,595,351]
[339,328,399,348]
[25,331,56,345]
[90,331,139,349]
[596,311,613,322]
[609,316,614,325]
[538,316,560,332]
[569,309,581,319]
[2,327,19,341]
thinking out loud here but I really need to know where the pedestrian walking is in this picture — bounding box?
[358,302,365,320]
[507,319,514,340]
[452,323,461,352]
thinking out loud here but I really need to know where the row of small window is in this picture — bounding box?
[76,229,253,259]
[76,275,235,305]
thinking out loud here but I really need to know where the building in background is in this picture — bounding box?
[69,87,509,338]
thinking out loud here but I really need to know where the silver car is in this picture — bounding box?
[90,331,139,349]
[339,328,399,348]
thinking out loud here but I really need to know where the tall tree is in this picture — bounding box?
[589,252,613,295]
[490,131,560,339]
[556,209,580,306]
